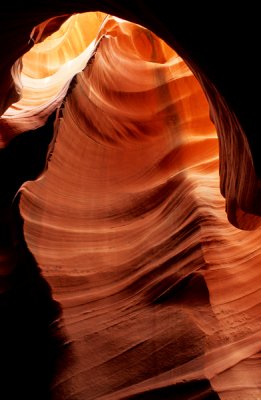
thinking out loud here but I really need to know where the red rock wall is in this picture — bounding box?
[0,10,260,400]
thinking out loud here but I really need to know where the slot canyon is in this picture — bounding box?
[0,3,260,400]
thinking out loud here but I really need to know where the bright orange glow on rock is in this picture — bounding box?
[0,11,260,400]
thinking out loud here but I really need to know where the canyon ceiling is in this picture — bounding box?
[0,3,260,400]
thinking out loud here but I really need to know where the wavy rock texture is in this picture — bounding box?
[0,13,106,147]
[1,5,261,229]
[0,11,260,400]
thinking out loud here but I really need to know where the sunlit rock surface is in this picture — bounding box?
[0,11,260,400]
[0,13,106,147]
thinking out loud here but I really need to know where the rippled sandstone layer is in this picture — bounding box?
[0,11,260,400]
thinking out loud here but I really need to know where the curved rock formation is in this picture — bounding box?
[0,8,260,400]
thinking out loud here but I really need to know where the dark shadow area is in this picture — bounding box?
[123,379,220,400]
[0,223,65,400]
[0,112,56,208]
[0,112,67,399]
[152,271,212,307]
